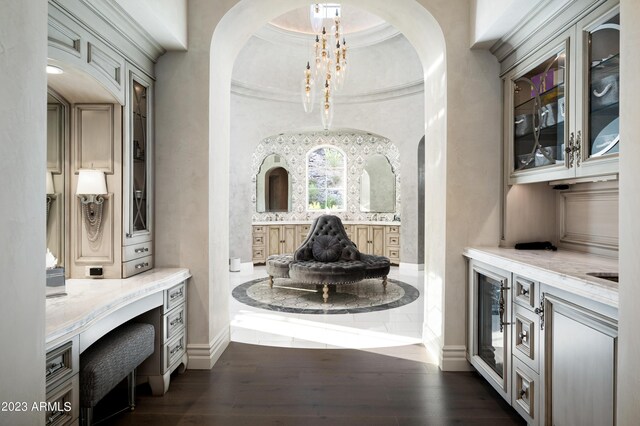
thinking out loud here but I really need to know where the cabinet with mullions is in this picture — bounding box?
[122,66,154,277]
[505,1,620,184]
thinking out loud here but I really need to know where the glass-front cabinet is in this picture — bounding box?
[468,261,512,401]
[122,67,153,276]
[506,4,620,184]
[575,8,620,177]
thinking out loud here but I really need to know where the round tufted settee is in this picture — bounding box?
[265,215,390,302]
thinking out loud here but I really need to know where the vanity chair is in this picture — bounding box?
[79,322,155,425]
[267,215,390,302]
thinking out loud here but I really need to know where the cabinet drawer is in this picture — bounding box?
[253,235,265,245]
[164,304,186,343]
[513,304,539,372]
[122,255,153,278]
[253,248,265,262]
[164,281,186,312]
[512,358,539,425]
[386,235,400,246]
[387,226,400,234]
[164,332,186,373]
[253,226,265,233]
[45,375,78,426]
[386,247,400,260]
[122,242,153,262]
[514,275,536,310]
[46,340,77,393]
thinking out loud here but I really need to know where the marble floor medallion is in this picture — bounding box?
[232,277,420,314]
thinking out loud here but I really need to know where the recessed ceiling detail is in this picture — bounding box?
[269,5,385,35]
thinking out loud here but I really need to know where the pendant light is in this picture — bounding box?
[301,62,316,113]
[309,3,323,33]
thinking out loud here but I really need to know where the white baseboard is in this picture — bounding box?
[422,323,472,371]
[440,345,472,371]
[422,323,442,367]
[187,327,230,370]
[399,262,424,271]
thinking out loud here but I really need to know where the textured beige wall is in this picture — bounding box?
[0,0,47,422]
[617,0,640,421]
[155,0,501,369]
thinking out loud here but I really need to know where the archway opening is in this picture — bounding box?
[211,0,447,358]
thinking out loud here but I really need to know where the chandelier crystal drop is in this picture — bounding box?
[301,62,316,113]
[301,3,348,130]
[321,80,334,130]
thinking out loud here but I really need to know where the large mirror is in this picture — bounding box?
[256,154,292,212]
[360,154,396,212]
[46,90,68,270]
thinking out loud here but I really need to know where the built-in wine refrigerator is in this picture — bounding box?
[467,261,512,401]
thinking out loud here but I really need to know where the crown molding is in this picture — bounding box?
[254,22,402,49]
[231,79,423,104]
[53,0,166,66]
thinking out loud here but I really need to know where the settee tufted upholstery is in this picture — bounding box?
[294,215,360,262]
[265,215,390,302]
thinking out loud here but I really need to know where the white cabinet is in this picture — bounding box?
[122,66,154,277]
[45,337,79,426]
[137,281,188,396]
[467,259,617,425]
[504,1,620,184]
[539,292,617,425]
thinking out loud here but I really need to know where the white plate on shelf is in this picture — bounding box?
[591,117,619,157]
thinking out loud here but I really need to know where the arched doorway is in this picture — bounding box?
[208,0,447,363]
[265,167,288,212]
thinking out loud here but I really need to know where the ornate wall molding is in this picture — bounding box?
[251,129,401,223]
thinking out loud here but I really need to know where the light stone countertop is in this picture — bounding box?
[253,221,401,226]
[463,247,618,308]
[46,268,191,347]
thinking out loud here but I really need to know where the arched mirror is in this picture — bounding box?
[360,154,395,212]
[256,154,292,212]
[46,90,68,270]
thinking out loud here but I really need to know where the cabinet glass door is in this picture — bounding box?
[513,50,567,172]
[478,273,506,378]
[131,80,148,233]
[586,14,619,158]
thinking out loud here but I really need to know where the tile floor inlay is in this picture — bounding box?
[232,277,419,314]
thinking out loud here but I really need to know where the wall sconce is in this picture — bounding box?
[76,169,108,242]
[46,171,55,222]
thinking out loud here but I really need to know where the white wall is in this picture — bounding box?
[617,0,640,421]
[155,0,501,371]
[0,0,47,423]
[115,0,188,50]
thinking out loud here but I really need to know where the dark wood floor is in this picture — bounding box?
[104,342,524,426]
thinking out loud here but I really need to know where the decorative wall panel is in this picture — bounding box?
[251,130,401,222]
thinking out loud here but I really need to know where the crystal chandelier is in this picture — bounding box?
[302,3,348,130]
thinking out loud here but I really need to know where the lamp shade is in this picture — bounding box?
[76,169,107,195]
[46,171,55,195]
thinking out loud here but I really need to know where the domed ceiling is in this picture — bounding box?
[232,4,423,103]
[269,5,385,35]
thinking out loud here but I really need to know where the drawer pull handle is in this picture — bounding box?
[135,262,149,269]
[46,411,65,426]
[170,316,183,326]
[519,388,528,398]
[134,247,149,253]
[45,361,65,377]
[170,344,183,355]
[170,289,184,299]
[518,331,528,343]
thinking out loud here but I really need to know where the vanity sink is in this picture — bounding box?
[586,272,619,283]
